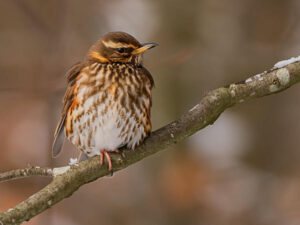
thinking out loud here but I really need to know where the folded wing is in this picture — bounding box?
[52,62,85,157]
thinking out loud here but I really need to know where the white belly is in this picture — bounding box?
[67,92,145,157]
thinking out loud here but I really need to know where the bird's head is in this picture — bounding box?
[86,32,157,65]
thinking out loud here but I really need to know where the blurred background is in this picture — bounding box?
[1,0,300,224]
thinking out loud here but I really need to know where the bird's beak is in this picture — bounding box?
[132,43,158,55]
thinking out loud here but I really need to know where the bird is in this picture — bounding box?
[52,31,157,171]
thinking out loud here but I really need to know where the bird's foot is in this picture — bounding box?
[100,150,112,171]
[100,149,120,171]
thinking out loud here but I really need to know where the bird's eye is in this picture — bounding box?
[117,48,125,53]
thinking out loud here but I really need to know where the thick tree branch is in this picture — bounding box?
[1,60,300,225]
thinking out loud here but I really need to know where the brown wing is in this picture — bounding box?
[139,66,154,88]
[137,66,154,135]
[52,62,85,157]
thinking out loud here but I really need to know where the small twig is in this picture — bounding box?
[0,166,53,183]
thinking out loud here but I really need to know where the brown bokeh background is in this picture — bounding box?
[1,0,300,224]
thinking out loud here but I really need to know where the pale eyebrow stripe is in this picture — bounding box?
[102,40,136,49]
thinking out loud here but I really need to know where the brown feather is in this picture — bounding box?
[52,62,85,157]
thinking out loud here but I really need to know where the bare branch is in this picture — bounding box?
[0,167,53,183]
[1,61,300,225]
